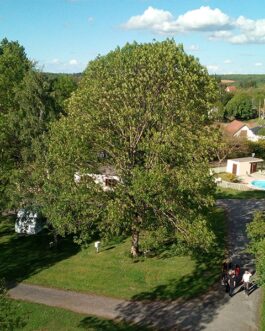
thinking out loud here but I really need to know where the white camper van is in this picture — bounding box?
[15,208,45,235]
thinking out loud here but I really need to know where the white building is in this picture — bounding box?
[74,172,120,191]
[224,120,265,142]
[226,157,264,176]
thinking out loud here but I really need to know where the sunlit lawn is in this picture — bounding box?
[215,187,265,199]
[12,300,150,331]
[1,208,225,300]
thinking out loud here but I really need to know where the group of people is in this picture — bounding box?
[222,261,252,297]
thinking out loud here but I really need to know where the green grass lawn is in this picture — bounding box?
[215,187,265,199]
[261,287,265,331]
[0,209,225,300]
[11,300,149,331]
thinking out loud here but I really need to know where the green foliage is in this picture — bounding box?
[225,93,256,120]
[0,279,26,330]
[0,38,33,210]
[217,172,240,183]
[247,211,265,285]
[0,38,32,113]
[51,74,78,113]
[0,39,76,212]
[40,40,218,255]
[257,127,265,136]
[214,129,250,164]
[239,80,257,88]
[248,140,265,160]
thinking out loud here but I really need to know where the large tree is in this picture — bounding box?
[225,93,255,120]
[0,38,32,210]
[0,39,73,211]
[40,40,218,256]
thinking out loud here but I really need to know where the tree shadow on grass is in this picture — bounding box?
[114,208,231,330]
[78,316,151,331]
[114,248,231,330]
[0,216,80,284]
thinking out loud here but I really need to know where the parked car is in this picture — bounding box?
[15,208,46,235]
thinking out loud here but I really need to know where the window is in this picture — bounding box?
[105,178,118,188]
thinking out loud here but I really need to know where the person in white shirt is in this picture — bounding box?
[242,270,252,295]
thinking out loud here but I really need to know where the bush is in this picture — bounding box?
[257,127,265,136]
[217,172,240,183]
[0,279,27,330]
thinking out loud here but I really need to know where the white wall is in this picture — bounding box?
[74,172,120,191]
[234,125,265,142]
[239,162,249,175]
[226,160,237,174]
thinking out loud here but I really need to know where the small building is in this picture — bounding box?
[226,157,264,176]
[225,85,237,93]
[74,166,120,192]
[224,120,263,142]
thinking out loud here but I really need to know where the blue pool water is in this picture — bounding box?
[251,180,265,190]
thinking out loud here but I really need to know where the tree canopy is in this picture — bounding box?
[247,211,265,285]
[39,40,218,256]
[225,93,255,120]
[0,38,77,211]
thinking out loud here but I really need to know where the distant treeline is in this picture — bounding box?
[44,71,82,82]
[214,74,265,88]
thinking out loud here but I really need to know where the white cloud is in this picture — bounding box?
[123,6,232,34]
[88,16,94,23]
[123,6,265,44]
[224,59,232,64]
[123,6,173,31]
[206,64,219,73]
[69,59,78,65]
[209,30,233,40]
[51,58,60,64]
[187,44,200,51]
[176,6,232,31]
[255,62,263,66]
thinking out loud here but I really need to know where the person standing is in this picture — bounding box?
[242,270,252,296]
[234,264,241,285]
[228,271,236,297]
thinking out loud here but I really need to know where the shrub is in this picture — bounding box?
[0,279,27,330]
[257,127,265,136]
[217,172,240,183]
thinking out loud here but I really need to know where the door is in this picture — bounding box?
[250,162,257,174]
[232,163,237,175]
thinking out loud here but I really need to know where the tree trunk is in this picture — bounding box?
[53,231,58,247]
[131,230,140,257]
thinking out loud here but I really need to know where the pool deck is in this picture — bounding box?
[239,172,265,190]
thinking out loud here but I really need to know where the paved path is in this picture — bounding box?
[9,199,264,330]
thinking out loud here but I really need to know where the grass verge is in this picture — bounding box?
[261,287,265,331]
[11,299,149,331]
[1,208,225,300]
[215,187,265,199]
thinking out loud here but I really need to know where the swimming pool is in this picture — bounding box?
[251,180,265,190]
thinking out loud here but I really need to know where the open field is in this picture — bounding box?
[215,187,265,199]
[220,79,235,84]
[10,299,149,331]
[1,209,225,300]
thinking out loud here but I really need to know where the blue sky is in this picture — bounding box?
[1,0,265,74]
